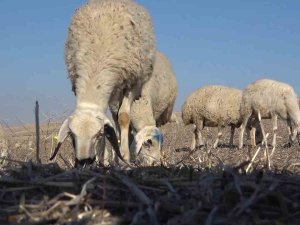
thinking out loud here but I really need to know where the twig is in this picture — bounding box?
[174,147,199,165]
[270,146,276,158]
[246,133,270,173]
[246,146,261,173]
[66,177,96,206]
[113,171,158,225]
[205,206,219,225]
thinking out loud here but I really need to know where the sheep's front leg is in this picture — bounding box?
[190,124,197,150]
[118,88,138,162]
[286,118,296,147]
[239,113,252,149]
[271,114,278,147]
[229,125,235,147]
[195,120,204,148]
[288,119,298,143]
[258,111,270,168]
[213,126,223,148]
[249,126,256,147]
[287,119,293,141]
[191,120,204,150]
[258,111,268,147]
[118,98,131,161]
[249,117,262,147]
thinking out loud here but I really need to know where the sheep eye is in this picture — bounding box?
[143,139,152,148]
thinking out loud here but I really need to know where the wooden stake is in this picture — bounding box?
[35,101,41,164]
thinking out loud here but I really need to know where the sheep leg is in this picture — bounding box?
[118,89,137,162]
[190,124,197,150]
[213,126,223,148]
[286,118,294,146]
[196,130,204,147]
[258,112,268,146]
[271,114,278,147]
[252,117,263,146]
[288,119,298,143]
[250,126,256,147]
[109,112,119,164]
[287,119,292,138]
[258,111,270,169]
[195,120,204,148]
[229,125,235,147]
[248,117,258,147]
[239,113,251,149]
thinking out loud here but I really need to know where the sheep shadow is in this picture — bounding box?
[216,143,237,149]
[175,145,204,152]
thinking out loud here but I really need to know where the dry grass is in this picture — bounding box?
[1,162,299,225]
[0,114,299,224]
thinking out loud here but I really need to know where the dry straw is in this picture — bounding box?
[0,160,299,225]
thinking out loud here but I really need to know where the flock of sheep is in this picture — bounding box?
[183,80,300,151]
[2,0,300,168]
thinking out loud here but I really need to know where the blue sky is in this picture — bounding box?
[0,0,300,125]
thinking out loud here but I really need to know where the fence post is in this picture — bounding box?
[35,101,41,164]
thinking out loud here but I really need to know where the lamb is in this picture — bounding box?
[50,0,156,167]
[182,85,245,149]
[128,51,177,166]
[239,79,300,149]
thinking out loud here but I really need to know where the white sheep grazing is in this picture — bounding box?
[129,51,177,165]
[239,79,300,149]
[182,85,244,149]
[50,0,156,167]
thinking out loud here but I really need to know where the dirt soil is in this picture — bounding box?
[0,114,299,225]
[2,114,300,172]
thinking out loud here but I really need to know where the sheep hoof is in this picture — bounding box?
[197,145,204,149]
[283,142,292,148]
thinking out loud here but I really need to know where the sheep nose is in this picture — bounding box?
[75,157,95,168]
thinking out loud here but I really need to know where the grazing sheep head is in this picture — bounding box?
[134,126,163,166]
[50,109,123,168]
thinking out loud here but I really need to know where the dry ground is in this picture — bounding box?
[161,113,300,173]
[1,113,300,172]
[0,114,299,224]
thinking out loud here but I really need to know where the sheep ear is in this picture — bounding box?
[104,123,126,163]
[50,118,70,160]
[135,140,144,156]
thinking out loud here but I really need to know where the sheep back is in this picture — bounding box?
[130,51,177,131]
[65,0,156,99]
[182,85,242,127]
[240,79,300,122]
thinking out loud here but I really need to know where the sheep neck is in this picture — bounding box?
[75,71,117,113]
